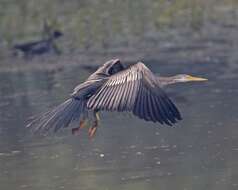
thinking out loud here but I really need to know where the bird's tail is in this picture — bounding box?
[27,98,86,133]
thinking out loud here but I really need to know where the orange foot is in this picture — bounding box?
[88,127,97,138]
[72,120,85,135]
[79,120,85,129]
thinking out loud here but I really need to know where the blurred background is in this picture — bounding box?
[1,0,238,190]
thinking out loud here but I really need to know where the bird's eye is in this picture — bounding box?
[108,67,116,75]
[108,64,124,75]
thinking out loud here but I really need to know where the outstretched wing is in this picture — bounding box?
[87,62,182,125]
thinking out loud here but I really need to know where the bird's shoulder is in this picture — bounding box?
[109,62,152,78]
[105,62,155,86]
[71,79,106,98]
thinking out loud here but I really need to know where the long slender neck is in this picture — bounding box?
[157,76,177,87]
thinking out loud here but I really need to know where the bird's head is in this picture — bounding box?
[172,74,208,83]
[102,59,125,75]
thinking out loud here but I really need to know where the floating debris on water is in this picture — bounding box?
[136,151,143,156]
[11,150,21,155]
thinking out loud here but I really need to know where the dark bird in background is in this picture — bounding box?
[27,59,207,138]
[13,30,63,57]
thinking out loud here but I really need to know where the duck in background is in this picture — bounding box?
[13,20,63,58]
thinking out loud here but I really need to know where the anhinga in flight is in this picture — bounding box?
[27,59,207,137]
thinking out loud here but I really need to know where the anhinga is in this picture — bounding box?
[27,59,207,137]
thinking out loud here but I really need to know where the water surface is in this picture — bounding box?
[0,57,238,190]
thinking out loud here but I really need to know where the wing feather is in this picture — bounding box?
[150,95,163,124]
[140,86,148,120]
[118,79,129,111]
[109,85,120,110]
[92,86,108,109]
[113,84,124,111]
[87,62,181,126]
[147,91,156,122]
[145,88,153,121]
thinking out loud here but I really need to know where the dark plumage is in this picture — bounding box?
[13,30,63,57]
[27,59,207,137]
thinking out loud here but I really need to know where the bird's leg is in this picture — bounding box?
[88,111,100,138]
[72,118,86,135]
[95,111,100,121]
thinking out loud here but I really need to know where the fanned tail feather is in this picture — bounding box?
[27,98,86,133]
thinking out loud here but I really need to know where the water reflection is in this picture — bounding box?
[0,57,238,190]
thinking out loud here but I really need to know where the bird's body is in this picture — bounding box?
[13,31,63,57]
[14,40,53,55]
[27,59,207,137]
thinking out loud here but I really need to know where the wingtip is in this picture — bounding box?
[136,61,150,71]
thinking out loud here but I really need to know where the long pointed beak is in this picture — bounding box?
[187,75,208,81]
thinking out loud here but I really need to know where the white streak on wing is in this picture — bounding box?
[107,80,111,86]
[122,74,126,84]
[115,77,119,85]
[131,72,134,82]
[127,72,131,82]
[110,79,115,86]
[120,74,124,83]
[117,76,120,85]
[117,76,120,84]
[112,79,116,86]
[119,76,123,84]
[131,71,135,81]
[118,76,121,85]
[127,73,130,82]
[138,71,142,80]
[132,72,135,81]
[135,72,138,80]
